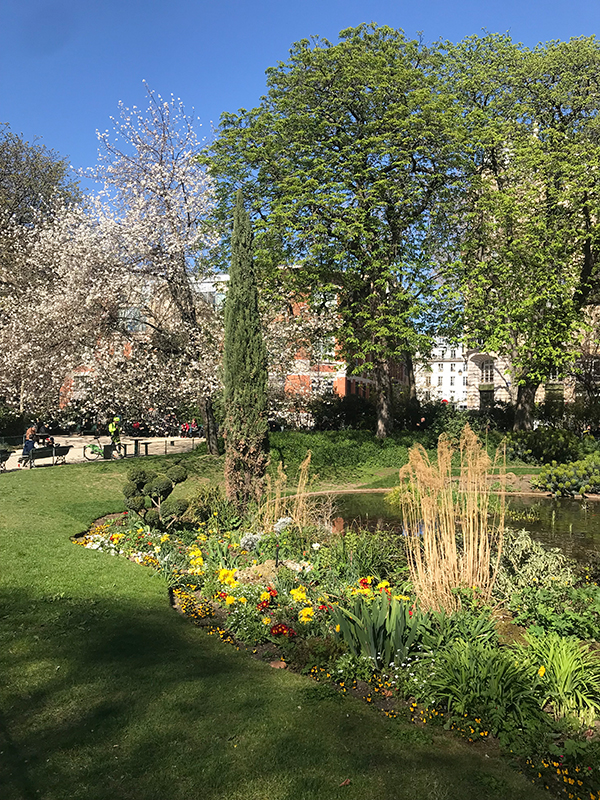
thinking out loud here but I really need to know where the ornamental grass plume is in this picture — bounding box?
[397,424,505,612]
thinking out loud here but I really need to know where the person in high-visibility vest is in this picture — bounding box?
[108,416,122,454]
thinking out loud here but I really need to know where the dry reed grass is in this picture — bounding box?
[397,424,505,612]
[257,452,335,536]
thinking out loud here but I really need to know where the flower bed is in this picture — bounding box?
[75,508,600,800]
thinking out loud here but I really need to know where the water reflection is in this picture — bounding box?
[335,493,600,562]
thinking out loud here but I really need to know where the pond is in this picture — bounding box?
[334,492,600,563]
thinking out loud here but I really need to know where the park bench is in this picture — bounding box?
[0,450,11,472]
[18,445,72,468]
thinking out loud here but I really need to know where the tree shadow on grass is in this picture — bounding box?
[0,587,547,800]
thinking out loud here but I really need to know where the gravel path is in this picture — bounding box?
[2,435,203,472]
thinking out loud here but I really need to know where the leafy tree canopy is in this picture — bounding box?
[0,123,80,227]
[206,23,464,436]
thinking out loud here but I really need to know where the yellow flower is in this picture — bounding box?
[298,606,314,624]
[262,617,271,625]
[538,665,546,677]
[238,597,247,604]
[335,624,341,633]
[225,595,236,606]
[290,586,308,603]
[376,580,390,590]
[259,591,271,603]
[218,568,238,587]
[160,533,170,543]
[393,594,410,601]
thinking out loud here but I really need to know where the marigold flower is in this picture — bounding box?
[538,665,546,677]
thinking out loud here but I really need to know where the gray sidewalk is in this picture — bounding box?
[2,435,204,471]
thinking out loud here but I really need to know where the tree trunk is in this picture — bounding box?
[201,395,220,455]
[404,351,421,425]
[513,380,539,431]
[375,360,394,439]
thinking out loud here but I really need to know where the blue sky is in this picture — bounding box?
[1,0,599,178]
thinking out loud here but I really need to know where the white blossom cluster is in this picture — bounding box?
[0,86,221,419]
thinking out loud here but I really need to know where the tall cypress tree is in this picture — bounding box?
[223,190,269,509]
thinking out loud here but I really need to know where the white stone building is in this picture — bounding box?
[414,341,470,408]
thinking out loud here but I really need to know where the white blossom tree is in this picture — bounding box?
[0,87,223,441]
[85,84,222,449]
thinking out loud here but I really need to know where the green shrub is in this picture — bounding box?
[532,452,600,496]
[143,474,174,502]
[125,494,146,513]
[506,429,582,465]
[160,497,189,519]
[127,466,146,487]
[524,631,600,724]
[425,640,548,740]
[421,609,498,651]
[145,509,161,529]
[185,484,241,530]
[494,528,576,598]
[509,582,600,639]
[167,465,187,484]
[316,527,407,587]
[122,481,139,499]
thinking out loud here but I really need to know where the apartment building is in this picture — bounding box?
[414,341,469,408]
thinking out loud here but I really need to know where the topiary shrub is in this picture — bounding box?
[122,481,139,499]
[144,509,162,529]
[161,497,189,520]
[143,474,173,501]
[127,466,149,489]
[166,465,187,484]
[122,463,189,526]
[125,494,146,513]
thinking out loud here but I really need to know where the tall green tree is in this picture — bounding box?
[446,35,600,429]
[207,24,462,438]
[223,190,269,509]
[0,123,79,229]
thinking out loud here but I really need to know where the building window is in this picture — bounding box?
[463,376,468,386]
[437,376,443,386]
[438,362,443,371]
[450,376,455,386]
[450,363,455,372]
[439,349,446,359]
[450,349,456,359]
[425,376,431,386]
[481,360,495,383]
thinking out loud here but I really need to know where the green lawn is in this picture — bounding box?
[0,459,549,800]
